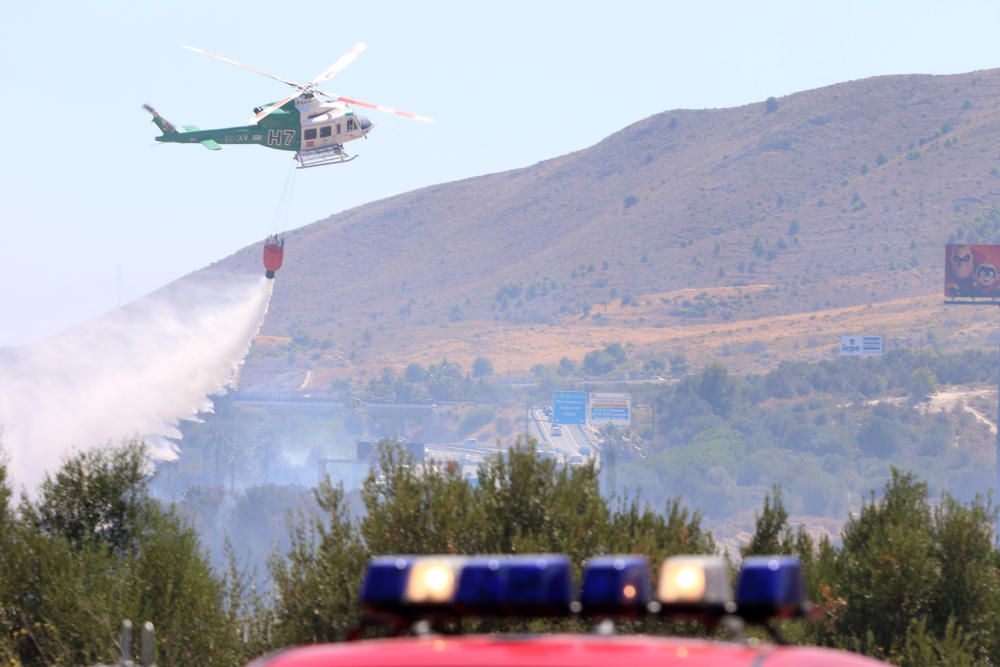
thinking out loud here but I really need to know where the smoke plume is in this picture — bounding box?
[0,270,273,493]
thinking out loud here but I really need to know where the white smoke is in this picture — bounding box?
[0,270,273,493]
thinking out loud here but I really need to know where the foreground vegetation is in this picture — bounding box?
[2,440,999,666]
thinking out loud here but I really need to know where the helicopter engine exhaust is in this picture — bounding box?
[263,234,284,279]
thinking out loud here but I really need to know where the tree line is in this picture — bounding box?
[608,349,997,518]
[3,439,997,666]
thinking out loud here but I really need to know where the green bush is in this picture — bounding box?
[5,442,250,666]
[472,356,494,378]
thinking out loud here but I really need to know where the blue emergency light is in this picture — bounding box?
[735,556,807,622]
[579,556,651,615]
[463,555,572,613]
[361,554,572,617]
[361,556,414,608]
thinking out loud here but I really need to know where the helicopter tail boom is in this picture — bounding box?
[143,104,221,149]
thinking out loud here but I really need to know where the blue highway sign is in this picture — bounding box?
[553,391,587,425]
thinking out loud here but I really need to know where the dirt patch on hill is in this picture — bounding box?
[254,335,292,348]
[301,291,993,388]
[926,385,997,434]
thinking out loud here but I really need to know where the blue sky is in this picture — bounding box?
[3,0,1000,345]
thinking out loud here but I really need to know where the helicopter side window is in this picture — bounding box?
[304,128,318,140]
[336,123,342,134]
[320,126,332,138]
[347,118,355,131]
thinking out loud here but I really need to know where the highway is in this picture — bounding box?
[422,407,601,478]
[231,393,603,470]
[530,408,601,469]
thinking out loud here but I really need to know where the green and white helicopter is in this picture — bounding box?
[144,42,433,168]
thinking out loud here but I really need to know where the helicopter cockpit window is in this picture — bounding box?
[320,126,332,138]
[304,128,318,140]
[347,118,355,131]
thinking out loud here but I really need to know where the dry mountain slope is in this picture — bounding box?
[211,68,1000,390]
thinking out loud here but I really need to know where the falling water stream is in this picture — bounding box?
[0,270,273,493]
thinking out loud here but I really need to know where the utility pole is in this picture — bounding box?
[524,403,531,442]
[651,401,657,449]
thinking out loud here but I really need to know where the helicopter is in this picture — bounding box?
[144,42,432,168]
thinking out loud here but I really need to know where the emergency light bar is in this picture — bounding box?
[360,553,807,625]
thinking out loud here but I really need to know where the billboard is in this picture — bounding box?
[840,336,883,357]
[589,392,631,426]
[946,244,1000,298]
[553,391,587,425]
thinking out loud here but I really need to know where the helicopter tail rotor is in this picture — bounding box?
[142,104,177,134]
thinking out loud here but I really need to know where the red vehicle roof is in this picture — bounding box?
[249,634,889,667]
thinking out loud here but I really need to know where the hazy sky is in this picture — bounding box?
[3,0,1000,345]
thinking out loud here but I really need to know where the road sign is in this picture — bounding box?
[553,391,587,425]
[840,335,883,356]
[589,392,631,425]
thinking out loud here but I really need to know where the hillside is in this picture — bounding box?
[210,68,1000,390]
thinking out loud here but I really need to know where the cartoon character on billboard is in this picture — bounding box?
[946,244,975,296]
[975,261,1000,293]
[972,245,1000,296]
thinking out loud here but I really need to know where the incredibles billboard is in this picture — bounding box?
[946,244,1000,298]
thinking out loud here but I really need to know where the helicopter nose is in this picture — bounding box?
[358,115,373,131]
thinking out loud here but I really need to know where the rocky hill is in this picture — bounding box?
[211,68,1000,390]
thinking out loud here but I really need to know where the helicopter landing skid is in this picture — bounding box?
[295,145,357,169]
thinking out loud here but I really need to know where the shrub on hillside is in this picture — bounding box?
[459,407,496,437]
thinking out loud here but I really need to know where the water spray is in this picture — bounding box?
[0,264,277,493]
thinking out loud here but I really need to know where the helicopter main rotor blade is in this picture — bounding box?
[249,91,299,124]
[184,45,306,92]
[316,90,434,122]
[310,42,368,84]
